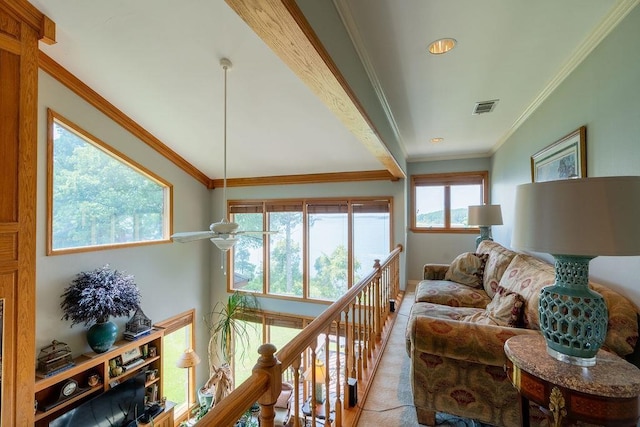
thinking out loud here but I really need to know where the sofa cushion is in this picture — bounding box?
[460,286,525,328]
[497,254,555,330]
[590,281,638,356]
[444,252,489,288]
[476,240,518,298]
[415,280,492,308]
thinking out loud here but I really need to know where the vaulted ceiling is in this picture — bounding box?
[31,0,636,182]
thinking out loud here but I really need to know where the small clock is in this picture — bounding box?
[39,379,85,412]
[61,379,78,397]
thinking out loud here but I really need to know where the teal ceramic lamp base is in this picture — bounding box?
[475,226,493,249]
[314,383,324,404]
[539,255,608,367]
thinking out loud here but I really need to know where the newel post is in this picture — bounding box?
[373,259,382,339]
[254,343,282,427]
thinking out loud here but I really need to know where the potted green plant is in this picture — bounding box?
[60,265,141,353]
[199,291,259,409]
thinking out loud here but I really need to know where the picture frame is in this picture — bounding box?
[120,346,142,365]
[531,126,586,182]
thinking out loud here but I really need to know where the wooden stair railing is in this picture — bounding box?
[198,244,403,427]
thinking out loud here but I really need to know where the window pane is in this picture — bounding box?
[233,320,262,384]
[50,118,169,251]
[162,326,191,413]
[308,209,348,300]
[269,212,303,297]
[450,184,483,228]
[415,186,445,228]
[232,213,264,292]
[269,325,301,355]
[353,209,390,283]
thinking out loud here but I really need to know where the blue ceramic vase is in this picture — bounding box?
[87,320,118,353]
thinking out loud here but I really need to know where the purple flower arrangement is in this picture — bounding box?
[61,265,141,326]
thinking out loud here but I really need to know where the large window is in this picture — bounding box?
[230,198,392,301]
[232,314,305,384]
[411,171,488,232]
[47,109,172,254]
[155,310,196,423]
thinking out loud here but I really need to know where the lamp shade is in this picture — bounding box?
[468,204,503,226]
[303,359,326,384]
[512,177,640,256]
[176,348,201,369]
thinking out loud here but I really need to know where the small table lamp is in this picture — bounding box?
[176,348,201,369]
[468,204,503,248]
[304,359,327,404]
[512,177,640,366]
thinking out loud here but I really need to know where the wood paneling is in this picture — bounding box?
[210,169,396,189]
[0,232,18,263]
[0,47,19,223]
[0,1,47,424]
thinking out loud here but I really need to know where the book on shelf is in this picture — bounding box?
[124,328,152,341]
[36,362,75,379]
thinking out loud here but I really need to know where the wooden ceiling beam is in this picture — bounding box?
[225,0,405,180]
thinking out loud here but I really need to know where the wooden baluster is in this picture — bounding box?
[362,287,368,369]
[334,319,342,427]
[368,281,375,355]
[350,303,357,381]
[357,293,363,380]
[382,264,387,321]
[292,355,301,427]
[310,346,318,424]
[382,263,388,326]
[343,307,351,411]
[324,332,332,427]
[373,260,381,340]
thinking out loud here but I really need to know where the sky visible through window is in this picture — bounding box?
[241,213,389,279]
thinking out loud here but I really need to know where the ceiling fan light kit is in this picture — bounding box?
[210,237,238,252]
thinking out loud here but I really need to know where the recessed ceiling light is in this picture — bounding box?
[430,137,444,144]
[428,38,457,55]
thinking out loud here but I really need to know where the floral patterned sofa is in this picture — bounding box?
[406,240,640,427]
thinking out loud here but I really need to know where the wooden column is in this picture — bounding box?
[0,1,54,425]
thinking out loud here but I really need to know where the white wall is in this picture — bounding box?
[37,71,213,386]
[405,157,492,282]
[491,5,640,305]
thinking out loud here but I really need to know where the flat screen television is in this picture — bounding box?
[49,371,146,427]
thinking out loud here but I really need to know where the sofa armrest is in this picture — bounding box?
[423,264,450,280]
[410,316,540,366]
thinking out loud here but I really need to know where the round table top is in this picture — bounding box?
[504,334,640,398]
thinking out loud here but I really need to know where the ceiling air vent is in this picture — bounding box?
[472,99,499,115]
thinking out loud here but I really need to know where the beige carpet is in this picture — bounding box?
[356,288,489,427]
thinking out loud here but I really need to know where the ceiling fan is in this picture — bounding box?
[171,58,275,252]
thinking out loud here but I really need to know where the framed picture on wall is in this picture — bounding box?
[531,126,586,182]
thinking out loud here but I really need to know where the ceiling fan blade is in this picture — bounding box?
[171,231,215,242]
[234,230,278,235]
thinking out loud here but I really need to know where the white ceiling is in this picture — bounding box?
[31,0,633,180]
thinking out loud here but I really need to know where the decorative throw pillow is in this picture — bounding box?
[485,286,525,328]
[444,252,489,288]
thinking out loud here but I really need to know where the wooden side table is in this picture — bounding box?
[504,334,640,426]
